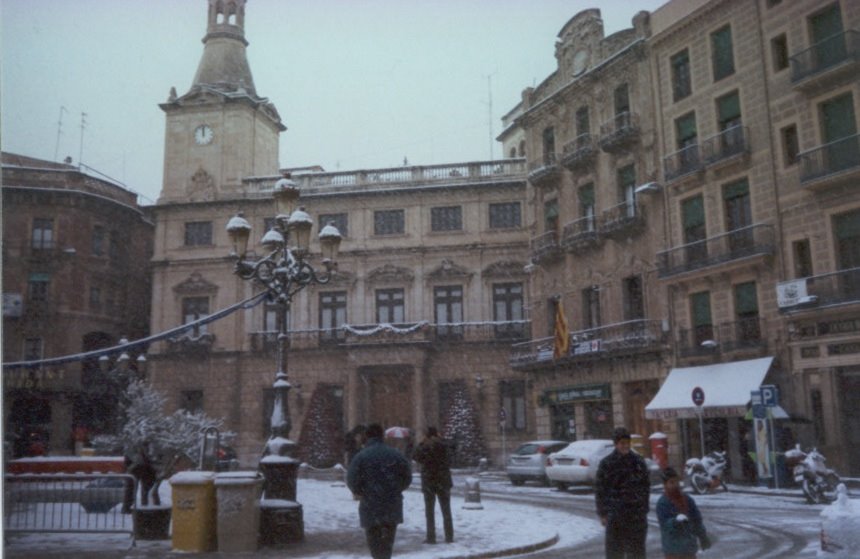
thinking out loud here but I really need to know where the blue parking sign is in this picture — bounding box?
[760,385,779,407]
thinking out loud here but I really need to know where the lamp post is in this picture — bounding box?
[93,337,147,438]
[225,173,341,526]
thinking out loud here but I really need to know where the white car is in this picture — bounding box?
[505,440,569,486]
[545,439,615,490]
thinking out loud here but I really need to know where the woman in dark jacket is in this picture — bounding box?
[656,467,711,558]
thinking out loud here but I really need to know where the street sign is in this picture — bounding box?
[691,386,705,407]
[760,385,779,407]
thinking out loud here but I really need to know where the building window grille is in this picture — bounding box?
[489,202,521,229]
[431,206,462,232]
[374,209,405,235]
[184,221,213,246]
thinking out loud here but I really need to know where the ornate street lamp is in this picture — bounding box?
[225,173,341,515]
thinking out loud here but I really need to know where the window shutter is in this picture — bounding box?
[676,114,697,142]
[723,179,749,200]
[834,211,860,240]
[578,184,595,206]
[735,282,758,314]
[682,196,705,228]
[717,92,741,123]
[691,292,712,326]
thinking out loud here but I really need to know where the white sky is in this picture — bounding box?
[1,0,666,204]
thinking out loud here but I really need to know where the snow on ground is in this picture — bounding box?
[4,476,602,558]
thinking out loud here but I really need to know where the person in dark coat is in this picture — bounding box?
[656,467,710,559]
[595,426,651,559]
[347,423,412,559]
[412,426,454,544]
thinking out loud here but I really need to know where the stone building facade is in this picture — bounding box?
[2,153,153,455]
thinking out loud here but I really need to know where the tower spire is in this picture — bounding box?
[191,0,256,96]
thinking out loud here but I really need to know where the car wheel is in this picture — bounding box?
[553,481,569,491]
[510,478,525,486]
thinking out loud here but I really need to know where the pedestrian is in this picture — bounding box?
[595,426,651,559]
[347,423,412,559]
[345,424,366,466]
[412,426,454,544]
[656,467,711,558]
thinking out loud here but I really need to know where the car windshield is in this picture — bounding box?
[514,443,543,455]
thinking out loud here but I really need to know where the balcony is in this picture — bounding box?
[663,144,702,184]
[510,319,666,370]
[560,134,597,172]
[431,321,531,343]
[677,317,767,359]
[799,133,860,191]
[527,153,562,188]
[598,112,640,154]
[657,223,775,280]
[701,125,749,169]
[601,200,645,241]
[790,30,860,92]
[342,322,432,346]
[777,267,860,314]
[530,230,564,264]
[561,215,601,254]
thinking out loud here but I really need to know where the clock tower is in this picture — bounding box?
[158,0,285,203]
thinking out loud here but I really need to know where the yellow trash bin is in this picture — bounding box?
[170,471,217,552]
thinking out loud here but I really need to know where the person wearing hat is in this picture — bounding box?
[656,467,711,558]
[595,426,652,558]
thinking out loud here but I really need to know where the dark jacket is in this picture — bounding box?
[347,437,412,528]
[595,449,651,520]
[656,493,708,555]
[412,436,453,491]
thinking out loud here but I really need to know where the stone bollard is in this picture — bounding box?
[478,457,488,473]
[463,476,483,510]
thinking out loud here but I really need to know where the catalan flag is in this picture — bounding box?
[553,299,570,360]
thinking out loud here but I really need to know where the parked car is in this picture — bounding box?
[506,440,568,486]
[546,439,616,490]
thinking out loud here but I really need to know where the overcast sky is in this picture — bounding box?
[2,0,666,204]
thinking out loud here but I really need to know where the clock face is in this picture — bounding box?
[194,124,214,145]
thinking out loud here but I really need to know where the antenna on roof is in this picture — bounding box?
[78,112,88,169]
[54,106,67,162]
[483,71,498,161]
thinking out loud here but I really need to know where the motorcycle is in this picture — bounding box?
[786,445,840,504]
[685,451,728,494]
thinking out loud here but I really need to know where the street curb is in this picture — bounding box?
[445,533,560,559]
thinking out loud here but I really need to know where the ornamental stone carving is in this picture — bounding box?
[173,272,219,295]
[427,259,471,281]
[367,264,414,284]
[188,166,215,201]
[482,260,527,279]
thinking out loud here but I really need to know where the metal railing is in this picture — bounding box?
[677,317,767,357]
[779,266,860,310]
[601,200,644,238]
[530,230,562,261]
[561,215,599,250]
[510,319,665,368]
[560,134,596,169]
[4,473,136,541]
[663,144,702,182]
[790,30,860,83]
[701,125,749,166]
[657,223,775,278]
[799,133,860,184]
[598,111,640,151]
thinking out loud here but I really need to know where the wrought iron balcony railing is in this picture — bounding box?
[799,133,860,185]
[657,223,775,278]
[560,134,597,171]
[701,125,749,167]
[530,230,563,263]
[561,215,600,252]
[527,152,561,186]
[601,200,644,240]
[790,30,860,84]
[598,112,640,153]
[510,319,665,369]
[777,266,860,312]
[677,317,767,357]
[663,144,702,182]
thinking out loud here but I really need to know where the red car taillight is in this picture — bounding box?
[580,458,589,467]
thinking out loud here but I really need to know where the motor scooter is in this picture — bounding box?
[785,444,840,504]
[685,450,728,494]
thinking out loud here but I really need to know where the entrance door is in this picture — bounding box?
[838,369,860,475]
[624,380,660,442]
[365,368,413,429]
[550,403,576,441]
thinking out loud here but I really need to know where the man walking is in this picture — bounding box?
[595,426,652,558]
[347,423,412,559]
[412,426,454,544]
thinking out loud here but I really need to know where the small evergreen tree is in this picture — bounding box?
[297,386,344,467]
[440,381,486,467]
[93,380,231,505]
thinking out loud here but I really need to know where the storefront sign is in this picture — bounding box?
[545,383,610,404]
[573,340,601,355]
[3,368,67,390]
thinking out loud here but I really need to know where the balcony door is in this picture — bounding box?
[724,179,752,255]
[834,210,860,299]
[820,93,858,174]
[364,367,413,430]
[810,4,844,69]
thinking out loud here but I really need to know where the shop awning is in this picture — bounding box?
[645,357,773,420]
